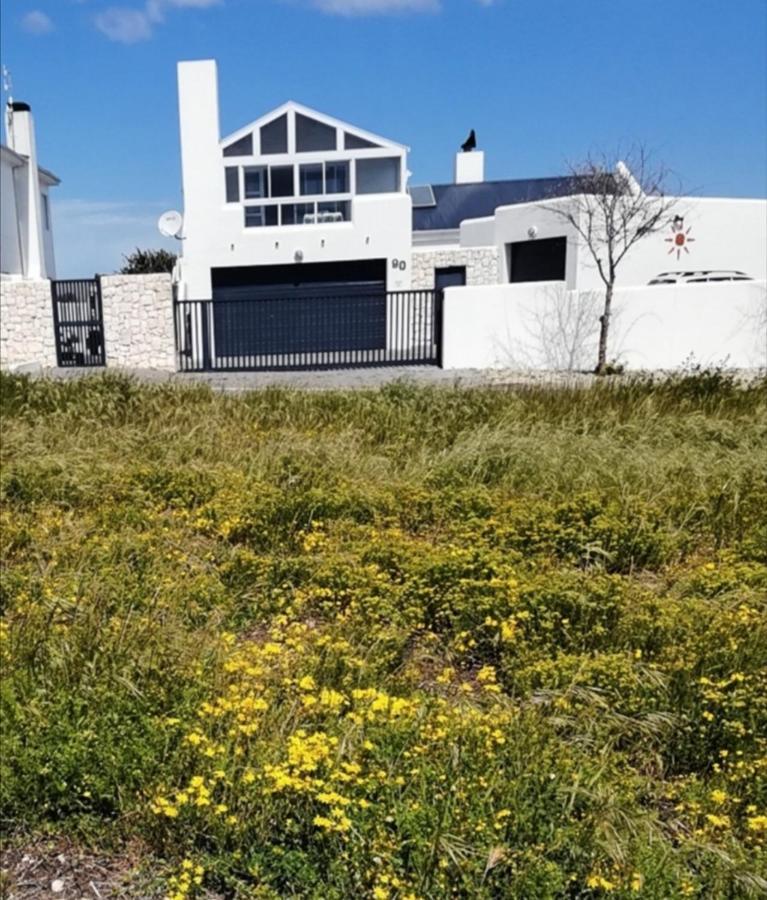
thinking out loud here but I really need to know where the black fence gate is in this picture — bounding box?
[51,279,105,367]
[175,289,443,372]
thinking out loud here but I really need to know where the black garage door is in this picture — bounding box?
[210,260,387,357]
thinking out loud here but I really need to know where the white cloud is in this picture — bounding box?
[21,10,55,34]
[95,0,222,41]
[310,0,438,12]
[94,7,153,42]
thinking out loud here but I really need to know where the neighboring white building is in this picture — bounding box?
[1,101,58,279]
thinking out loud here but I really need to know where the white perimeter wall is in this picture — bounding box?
[101,274,176,370]
[0,278,57,369]
[442,281,767,371]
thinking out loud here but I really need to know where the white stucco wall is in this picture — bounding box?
[441,280,767,371]
[0,155,22,276]
[100,274,176,370]
[0,278,57,369]
[461,196,767,291]
[410,246,498,289]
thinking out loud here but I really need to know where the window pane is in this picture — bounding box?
[324,161,349,194]
[270,166,294,198]
[244,167,267,199]
[344,131,379,149]
[225,167,240,203]
[260,114,288,154]
[296,113,337,152]
[281,202,316,225]
[245,205,278,228]
[355,157,400,194]
[299,164,323,196]
[223,134,253,157]
[317,200,350,222]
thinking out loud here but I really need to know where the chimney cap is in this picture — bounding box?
[9,101,31,112]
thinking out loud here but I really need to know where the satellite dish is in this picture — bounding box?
[158,209,183,239]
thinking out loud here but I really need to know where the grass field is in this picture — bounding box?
[1,371,766,899]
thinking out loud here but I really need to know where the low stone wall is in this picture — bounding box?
[0,278,57,369]
[410,246,498,289]
[100,274,176,371]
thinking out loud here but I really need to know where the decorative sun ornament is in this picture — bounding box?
[665,215,695,259]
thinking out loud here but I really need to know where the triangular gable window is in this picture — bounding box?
[260,114,288,155]
[223,133,253,157]
[296,113,337,152]
[344,132,380,150]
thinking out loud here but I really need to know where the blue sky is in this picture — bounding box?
[2,0,766,277]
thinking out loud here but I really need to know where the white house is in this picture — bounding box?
[176,59,412,301]
[1,101,58,279]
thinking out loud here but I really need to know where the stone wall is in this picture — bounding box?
[0,278,57,369]
[100,274,176,371]
[410,246,499,289]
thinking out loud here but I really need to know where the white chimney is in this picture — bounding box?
[455,150,484,184]
[6,102,45,278]
[177,60,221,222]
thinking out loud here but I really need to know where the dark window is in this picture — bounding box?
[296,113,337,152]
[281,203,316,225]
[41,193,51,229]
[325,161,349,194]
[356,157,400,194]
[245,205,278,228]
[509,236,567,283]
[244,167,267,199]
[434,266,466,291]
[270,166,294,198]
[300,164,323,195]
[225,167,240,203]
[260,114,288,154]
[223,134,253,157]
[344,131,379,149]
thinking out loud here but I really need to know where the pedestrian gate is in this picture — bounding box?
[51,279,105,367]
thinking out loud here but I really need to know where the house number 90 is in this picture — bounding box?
[391,259,407,271]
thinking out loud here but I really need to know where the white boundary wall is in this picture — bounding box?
[101,274,176,371]
[442,281,767,371]
[0,278,57,369]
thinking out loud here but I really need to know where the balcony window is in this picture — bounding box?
[244,205,278,228]
[325,161,349,194]
[317,200,350,222]
[356,157,400,194]
[270,166,294,198]
[260,114,288,155]
[281,202,316,225]
[244,166,267,199]
[225,167,240,203]
[296,113,337,152]
[299,164,323,196]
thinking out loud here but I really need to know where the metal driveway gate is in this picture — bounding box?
[51,278,105,367]
[175,289,442,372]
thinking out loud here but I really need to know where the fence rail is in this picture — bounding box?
[174,290,442,372]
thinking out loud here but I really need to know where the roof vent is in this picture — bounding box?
[10,101,31,112]
[408,185,436,208]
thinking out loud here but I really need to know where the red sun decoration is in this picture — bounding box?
[665,216,695,259]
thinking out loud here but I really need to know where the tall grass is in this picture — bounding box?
[1,371,766,898]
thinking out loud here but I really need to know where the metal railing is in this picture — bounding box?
[51,278,105,367]
[174,289,442,372]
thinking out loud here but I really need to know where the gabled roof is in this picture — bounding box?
[0,143,60,185]
[220,100,409,152]
[412,176,587,231]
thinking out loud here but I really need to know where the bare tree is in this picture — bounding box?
[546,147,680,373]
